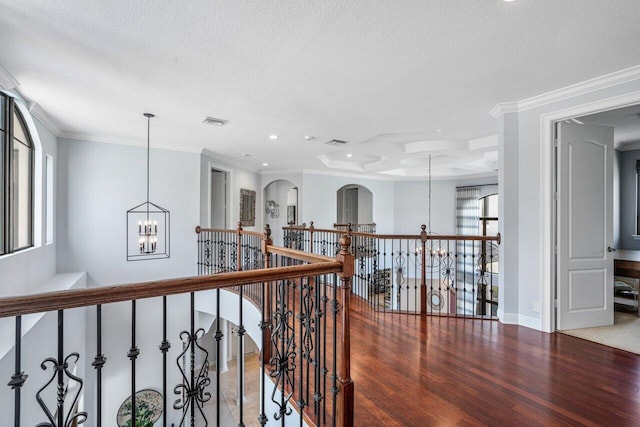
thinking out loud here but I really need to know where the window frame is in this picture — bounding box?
[1,93,35,255]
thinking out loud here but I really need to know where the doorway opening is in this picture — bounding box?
[211,168,228,229]
[553,103,640,353]
[336,184,373,227]
[263,180,298,246]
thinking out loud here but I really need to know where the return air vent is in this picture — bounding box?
[202,117,228,126]
[325,139,348,146]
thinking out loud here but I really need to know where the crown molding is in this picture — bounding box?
[489,102,518,118]
[59,131,202,154]
[0,64,19,90]
[490,65,640,118]
[259,168,304,176]
[28,102,62,136]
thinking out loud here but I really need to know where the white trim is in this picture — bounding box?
[28,102,61,136]
[518,314,543,331]
[207,160,234,229]
[491,65,640,118]
[59,131,202,154]
[540,90,640,334]
[0,64,19,90]
[489,102,518,118]
[12,97,44,248]
[497,309,518,324]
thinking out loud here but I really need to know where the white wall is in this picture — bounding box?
[393,180,456,235]
[57,139,199,285]
[301,173,395,233]
[392,177,497,235]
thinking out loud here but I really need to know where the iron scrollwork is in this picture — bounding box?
[36,353,88,427]
[270,279,296,420]
[173,328,211,426]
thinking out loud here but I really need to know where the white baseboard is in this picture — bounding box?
[498,309,544,331]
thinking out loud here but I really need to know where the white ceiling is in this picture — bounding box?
[1,0,640,178]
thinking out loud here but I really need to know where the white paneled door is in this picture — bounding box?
[557,122,614,330]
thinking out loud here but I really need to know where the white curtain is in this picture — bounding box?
[456,186,480,313]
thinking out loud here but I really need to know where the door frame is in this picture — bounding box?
[541,90,640,333]
[207,161,233,229]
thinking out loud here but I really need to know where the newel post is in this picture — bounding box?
[261,224,273,365]
[236,222,243,271]
[336,234,355,427]
[420,224,428,315]
[309,221,315,253]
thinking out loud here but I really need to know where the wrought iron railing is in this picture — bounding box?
[1,225,354,426]
[283,223,501,318]
[333,223,376,233]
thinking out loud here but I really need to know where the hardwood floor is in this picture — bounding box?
[349,296,640,426]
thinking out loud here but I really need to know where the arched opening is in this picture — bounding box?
[263,180,297,246]
[336,184,373,227]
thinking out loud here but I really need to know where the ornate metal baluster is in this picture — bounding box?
[215,289,223,427]
[258,283,269,427]
[9,315,28,427]
[174,292,211,426]
[230,239,238,272]
[159,296,171,426]
[270,278,295,422]
[238,284,246,426]
[313,276,323,417]
[331,275,339,427]
[36,310,87,427]
[128,301,139,426]
[92,305,107,427]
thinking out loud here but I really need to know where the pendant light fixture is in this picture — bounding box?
[126,113,170,261]
[426,154,445,258]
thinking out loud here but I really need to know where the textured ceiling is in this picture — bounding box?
[1,0,640,178]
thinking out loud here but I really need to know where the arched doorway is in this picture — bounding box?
[263,180,298,246]
[336,184,373,227]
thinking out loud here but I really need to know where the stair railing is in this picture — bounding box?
[1,225,354,427]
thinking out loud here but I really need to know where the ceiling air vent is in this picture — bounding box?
[202,117,228,126]
[325,139,348,146]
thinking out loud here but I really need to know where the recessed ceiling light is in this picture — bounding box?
[305,135,315,141]
[240,153,250,157]
[435,129,443,133]
[269,134,279,140]
[262,162,269,166]
[346,153,353,158]
[203,117,228,126]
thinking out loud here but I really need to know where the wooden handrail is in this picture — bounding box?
[283,224,501,244]
[266,245,336,264]
[0,261,342,319]
[195,225,265,239]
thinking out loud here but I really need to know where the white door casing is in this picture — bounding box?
[556,122,614,330]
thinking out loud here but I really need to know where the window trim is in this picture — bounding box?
[0,92,36,256]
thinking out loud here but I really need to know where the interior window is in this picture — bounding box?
[1,94,34,255]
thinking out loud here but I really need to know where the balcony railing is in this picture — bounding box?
[0,225,354,426]
[283,223,501,318]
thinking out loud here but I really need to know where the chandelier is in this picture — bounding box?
[126,113,170,261]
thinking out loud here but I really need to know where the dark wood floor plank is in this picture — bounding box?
[348,296,640,426]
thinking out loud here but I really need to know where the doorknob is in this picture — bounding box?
[608,246,616,252]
